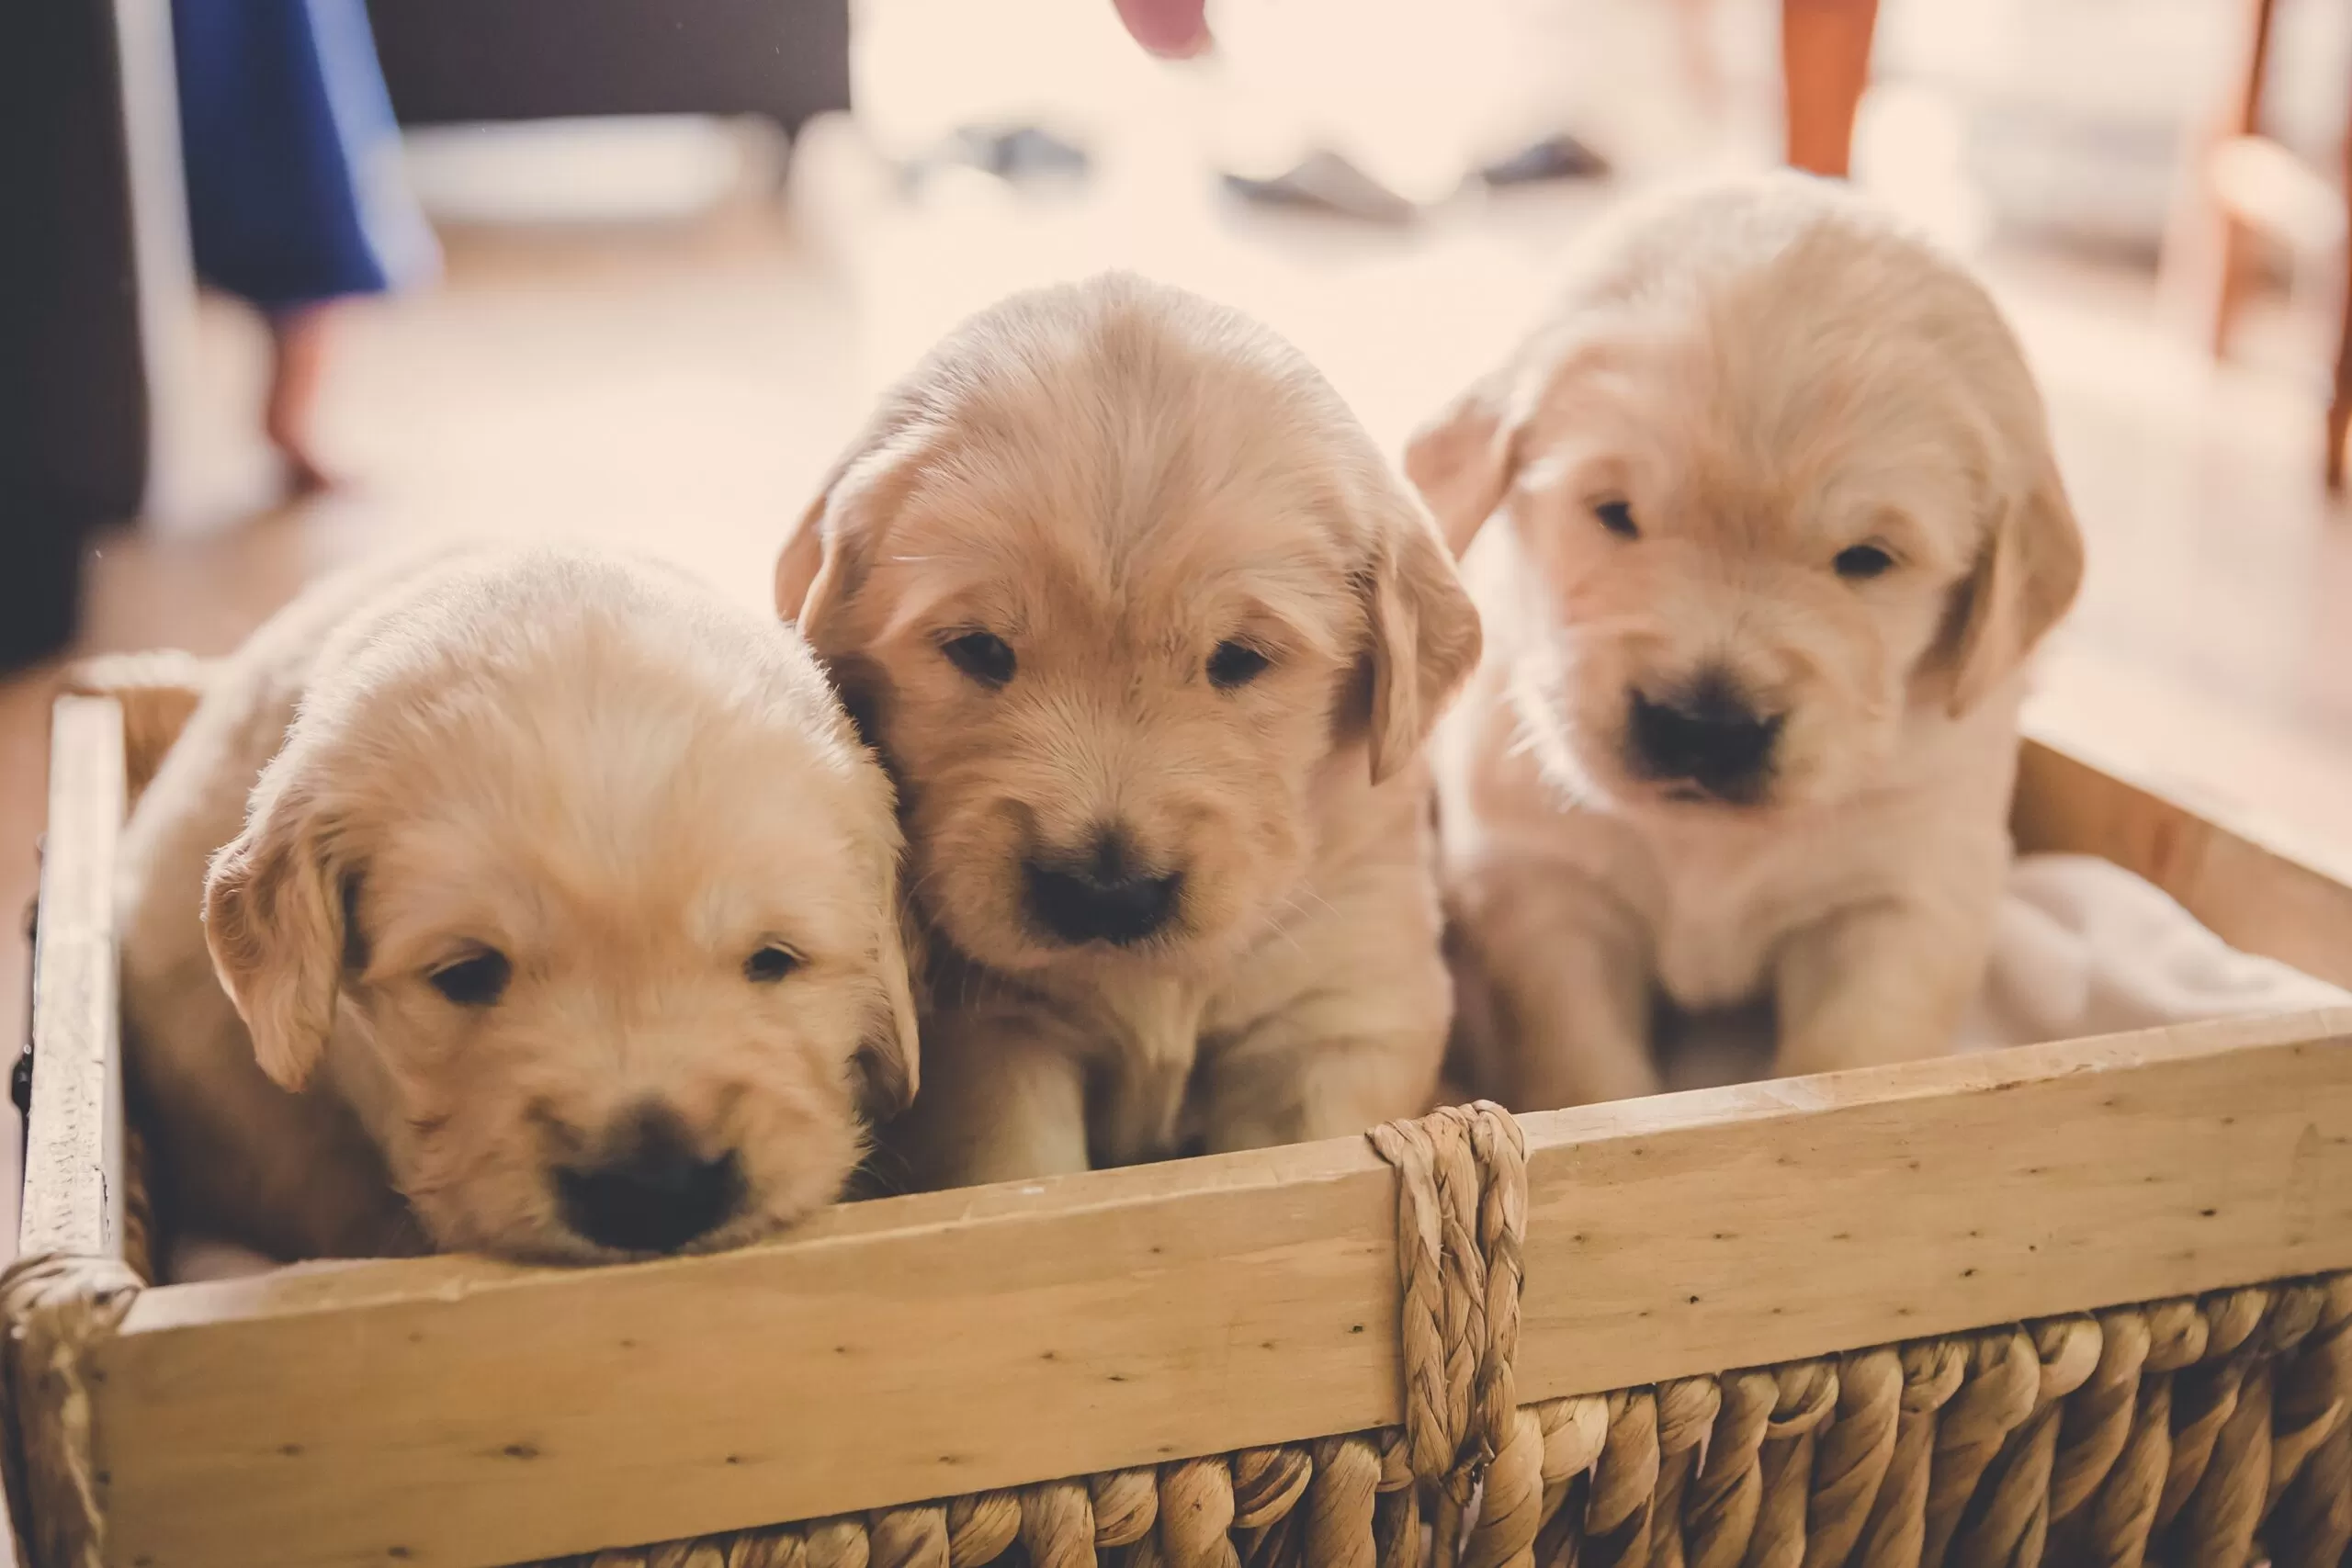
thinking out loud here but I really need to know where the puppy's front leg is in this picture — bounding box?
[1197,886,1453,1149]
[1460,873,1659,1111]
[1201,1010,1448,1154]
[883,1004,1091,1190]
[1772,898,1992,1077]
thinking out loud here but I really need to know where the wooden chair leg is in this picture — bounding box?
[2329,123,2352,493]
[2160,0,2279,357]
[1781,0,1880,179]
[2326,392,2348,493]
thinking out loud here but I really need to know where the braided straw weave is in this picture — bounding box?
[496,1102,2352,1568]
[0,1122,155,1568]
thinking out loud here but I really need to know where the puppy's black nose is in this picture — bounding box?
[557,1105,743,1254]
[1023,828,1182,946]
[1629,676,1782,801]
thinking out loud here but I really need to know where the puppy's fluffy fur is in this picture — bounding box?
[1408,175,2084,1107]
[112,547,917,1262]
[779,274,1481,1186]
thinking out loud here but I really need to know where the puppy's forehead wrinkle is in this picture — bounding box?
[889,273,1375,565]
[316,595,879,977]
[364,811,852,976]
[1537,205,2028,515]
[1542,319,1992,572]
[329,586,863,789]
[888,499,1355,666]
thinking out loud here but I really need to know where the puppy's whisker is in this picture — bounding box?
[850,1139,916,1201]
[1260,896,1318,957]
[1274,886,1340,935]
[1504,708,1555,765]
[1547,614,1648,642]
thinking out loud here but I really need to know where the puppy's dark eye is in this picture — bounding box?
[941,631,1015,688]
[428,949,511,1008]
[1206,640,1272,689]
[1593,500,1638,538]
[743,943,801,984]
[1834,543,1895,580]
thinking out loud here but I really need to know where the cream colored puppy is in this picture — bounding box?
[111,547,916,1263]
[778,274,1481,1188]
[1408,175,2084,1107]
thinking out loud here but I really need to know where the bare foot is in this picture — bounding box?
[278,449,335,498]
[266,304,339,495]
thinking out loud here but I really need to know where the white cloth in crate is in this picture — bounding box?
[1656,853,2346,1091]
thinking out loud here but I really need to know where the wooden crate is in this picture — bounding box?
[6,694,2350,1568]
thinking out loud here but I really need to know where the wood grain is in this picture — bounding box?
[17,697,126,1263]
[88,1011,2352,1568]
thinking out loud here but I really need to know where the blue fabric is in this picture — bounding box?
[172,0,438,311]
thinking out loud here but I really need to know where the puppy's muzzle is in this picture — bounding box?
[1023,826,1182,947]
[556,1102,745,1254]
[1628,673,1782,804]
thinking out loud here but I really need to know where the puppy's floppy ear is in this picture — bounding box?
[853,835,923,1122]
[775,470,856,647]
[1945,449,2085,716]
[1360,483,1484,784]
[204,750,349,1092]
[777,402,929,648]
[1404,363,1522,557]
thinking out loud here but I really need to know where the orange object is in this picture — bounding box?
[1781,0,1880,179]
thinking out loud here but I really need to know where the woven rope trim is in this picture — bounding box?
[1,1254,144,1568]
[505,1098,2352,1568]
[3,1044,156,1568]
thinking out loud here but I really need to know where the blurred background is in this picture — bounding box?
[5,0,2352,1238]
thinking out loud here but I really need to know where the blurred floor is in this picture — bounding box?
[8,18,2352,1241]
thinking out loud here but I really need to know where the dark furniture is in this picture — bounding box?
[366,0,850,134]
[1,0,148,669]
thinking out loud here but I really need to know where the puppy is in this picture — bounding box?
[1408,175,2084,1108]
[112,547,917,1263]
[778,273,1481,1187]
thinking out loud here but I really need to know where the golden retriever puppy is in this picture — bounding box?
[778,274,1481,1188]
[1408,175,2084,1107]
[114,547,917,1263]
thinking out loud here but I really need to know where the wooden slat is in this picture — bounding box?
[19,697,126,1262]
[90,1010,2352,1568]
[2015,731,2352,989]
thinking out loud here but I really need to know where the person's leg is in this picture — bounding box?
[265,304,336,495]
[175,0,434,497]
[1782,0,1879,178]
